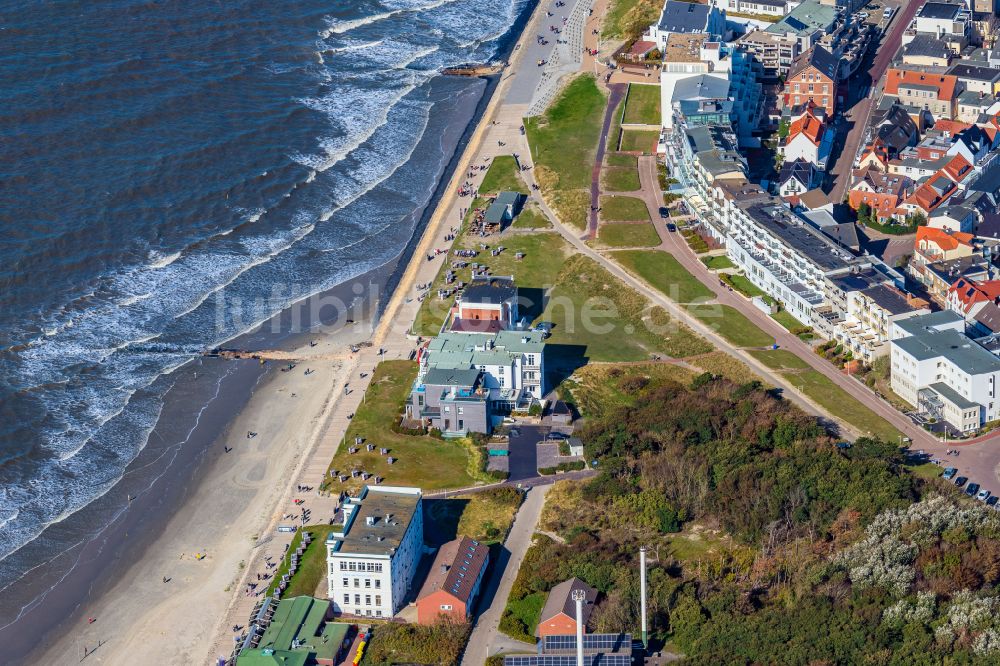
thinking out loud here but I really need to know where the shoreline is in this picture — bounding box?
[6,1,544,663]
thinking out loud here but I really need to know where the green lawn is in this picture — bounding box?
[602,166,641,192]
[526,75,606,190]
[690,304,775,348]
[748,349,809,370]
[264,525,329,598]
[412,231,569,336]
[771,309,806,331]
[324,361,480,491]
[723,273,766,299]
[602,0,661,39]
[700,255,734,270]
[600,194,649,221]
[619,129,660,153]
[782,369,901,442]
[606,152,637,168]
[611,249,714,304]
[480,155,527,194]
[542,255,712,362]
[622,83,661,125]
[511,204,551,229]
[597,222,660,248]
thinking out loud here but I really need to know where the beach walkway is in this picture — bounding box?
[204,0,584,660]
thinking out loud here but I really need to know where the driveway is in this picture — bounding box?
[508,425,545,481]
[462,485,551,665]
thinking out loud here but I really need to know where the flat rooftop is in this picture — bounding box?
[664,32,707,63]
[741,202,863,272]
[894,329,1000,375]
[329,486,422,556]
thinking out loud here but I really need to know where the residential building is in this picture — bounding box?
[891,310,1000,432]
[778,159,821,198]
[782,106,834,167]
[236,597,351,666]
[901,33,954,68]
[645,0,727,48]
[883,69,961,121]
[904,2,972,55]
[660,36,763,144]
[737,29,800,76]
[415,537,489,625]
[723,199,870,326]
[848,166,913,221]
[947,276,1000,319]
[406,329,547,434]
[899,171,960,218]
[766,1,839,53]
[825,270,929,361]
[956,90,997,123]
[719,0,788,17]
[913,225,977,267]
[910,254,992,305]
[326,486,424,618]
[858,102,920,171]
[783,45,840,116]
[948,63,1000,96]
[536,578,598,639]
[930,200,978,233]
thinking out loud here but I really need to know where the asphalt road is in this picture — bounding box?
[508,425,544,481]
[827,0,926,202]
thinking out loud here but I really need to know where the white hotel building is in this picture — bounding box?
[326,485,423,618]
[891,311,1000,432]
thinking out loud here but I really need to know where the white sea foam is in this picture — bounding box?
[146,250,182,270]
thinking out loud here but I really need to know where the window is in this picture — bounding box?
[376,595,382,606]
[343,578,349,587]
[376,610,383,617]
[457,407,464,415]
[343,594,350,603]
[375,579,381,589]
[440,604,454,611]
[365,595,372,605]
[354,578,360,588]
[365,579,371,588]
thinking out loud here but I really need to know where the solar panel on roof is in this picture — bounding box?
[542,634,631,652]
[504,656,631,666]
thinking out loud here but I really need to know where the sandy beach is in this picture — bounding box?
[22,0,556,663]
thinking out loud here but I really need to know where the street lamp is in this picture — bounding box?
[572,589,587,666]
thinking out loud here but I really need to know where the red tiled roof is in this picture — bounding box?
[788,111,824,146]
[916,225,974,251]
[949,278,1000,313]
[933,119,973,136]
[885,69,959,102]
[942,154,973,182]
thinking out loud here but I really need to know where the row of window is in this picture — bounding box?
[343,593,383,606]
[338,560,383,572]
[341,577,382,589]
[792,83,830,94]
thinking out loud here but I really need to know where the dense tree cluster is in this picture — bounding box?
[529,371,1000,663]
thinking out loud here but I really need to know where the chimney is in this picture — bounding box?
[440,564,450,574]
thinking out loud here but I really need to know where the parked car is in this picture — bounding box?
[658,207,669,219]
[978,489,992,502]
[988,496,999,507]
[942,467,957,480]
[666,223,677,232]
[546,431,570,441]
[955,476,968,487]
[966,482,981,496]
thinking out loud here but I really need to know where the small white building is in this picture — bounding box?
[327,486,424,618]
[890,311,1000,432]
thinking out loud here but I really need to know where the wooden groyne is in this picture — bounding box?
[442,63,504,77]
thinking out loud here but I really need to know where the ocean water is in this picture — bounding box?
[0,0,527,584]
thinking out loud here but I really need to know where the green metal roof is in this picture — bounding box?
[237,597,347,666]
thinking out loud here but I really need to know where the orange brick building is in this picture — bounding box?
[536,577,598,639]
[415,537,489,625]
[783,46,839,116]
